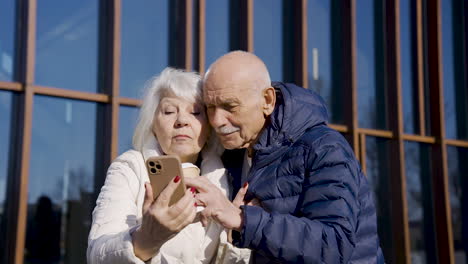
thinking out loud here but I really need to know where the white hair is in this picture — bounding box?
[132,67,203,152]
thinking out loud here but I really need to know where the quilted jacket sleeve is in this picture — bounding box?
[234,134,362,263]
[87,151,146,264]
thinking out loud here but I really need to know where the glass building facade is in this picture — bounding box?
[0,0,467,263]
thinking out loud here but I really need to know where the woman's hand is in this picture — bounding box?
[185,177,249,231]
[132,176,196,261]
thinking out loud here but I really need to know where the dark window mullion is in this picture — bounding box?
[94,0,121,198]
[425,0,455,262]
[7,0,36,262]
[341,1,359,157]
[384,0,411,263]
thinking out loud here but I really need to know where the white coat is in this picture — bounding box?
[87,136,251,263]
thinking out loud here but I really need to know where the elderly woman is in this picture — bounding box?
[87,68,250,263]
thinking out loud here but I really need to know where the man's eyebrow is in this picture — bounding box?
[222,98,240,104]
[206,98,240,106]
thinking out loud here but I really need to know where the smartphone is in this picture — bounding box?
[146,155,186,206]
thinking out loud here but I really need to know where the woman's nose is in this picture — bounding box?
[175,113,190,127]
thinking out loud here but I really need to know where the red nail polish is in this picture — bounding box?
[243,182,248,188]
[194,202,197,207]
[174,175,181,183]
[190,187,196,193]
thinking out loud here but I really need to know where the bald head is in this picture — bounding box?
[203,51,271,92]
[202,51,276,150]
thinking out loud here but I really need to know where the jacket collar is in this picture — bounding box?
[251,82,328,167]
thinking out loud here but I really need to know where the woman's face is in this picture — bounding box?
[152,96,209,163]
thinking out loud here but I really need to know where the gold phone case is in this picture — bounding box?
[146,155,186,206]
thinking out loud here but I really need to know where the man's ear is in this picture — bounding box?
[262,87,276,116]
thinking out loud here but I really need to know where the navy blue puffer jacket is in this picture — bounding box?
[232,82,385,263]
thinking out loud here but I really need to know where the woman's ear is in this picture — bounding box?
[262,87,276,116]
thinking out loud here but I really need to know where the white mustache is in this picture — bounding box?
[216,126,240,134]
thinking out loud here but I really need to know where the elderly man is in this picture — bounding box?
[185,51,384,263]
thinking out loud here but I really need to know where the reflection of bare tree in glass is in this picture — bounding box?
[363,103,438,263]
[68,166,94,264]
[403,143,437,263]
[363,105,394,262]
[50,166,94,264]
[462,149,468,264]
[448,147,462,234]
[448,147,468,263]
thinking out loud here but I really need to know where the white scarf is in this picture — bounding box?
[140,136,233,263]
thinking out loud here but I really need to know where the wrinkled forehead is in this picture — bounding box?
[203,82,256,103]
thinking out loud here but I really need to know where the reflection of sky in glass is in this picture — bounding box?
[120,0,169,99]
[400,0,417,134]
[205,0,230,69]
[307,0,337,123]
[447,146,467,263]
[0,91,12,212]
[35,0,99,92]
[29,96,97,204]
[442,0,459,139]
[118,106,140,154]
[254,0,283,81]
[28,96,98,263]
[404,142,432,264]
[0,0,16,81]
[356,0,384,129]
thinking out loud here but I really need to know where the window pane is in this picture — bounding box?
[307,0,343,124]
[404,142,437,264]
[0,91,13,255]
[365,137,393,263]
[442,0,468,140]
[356,0,386,129]
[400,0,418,134]
[447,146,468,263]
[35,0,99,92]
[118,106,139,154]
[206,0,231,68]
[254,0,293,82]
[26,96,99,263]
[0,0,17,81]
[120,0,170,98]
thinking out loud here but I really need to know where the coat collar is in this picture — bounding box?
[251,82,328,168]
[141,135,163,161]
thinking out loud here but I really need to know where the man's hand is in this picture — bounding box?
[185,177,249,231]
[234,182,260,207]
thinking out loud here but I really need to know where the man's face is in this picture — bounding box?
[203,84,266,149]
